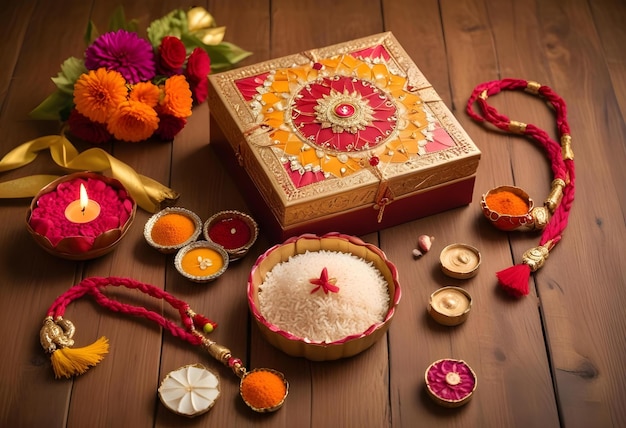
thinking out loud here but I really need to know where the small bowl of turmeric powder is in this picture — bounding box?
[480,185,535,231]
[144,207,203,253]
[175,241,229,283]
[239,368,288,413]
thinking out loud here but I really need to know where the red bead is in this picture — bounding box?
[369,156,380,166]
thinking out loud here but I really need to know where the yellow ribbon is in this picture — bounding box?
[0,134,179,213]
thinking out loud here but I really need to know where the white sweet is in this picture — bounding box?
[158,364,220,417]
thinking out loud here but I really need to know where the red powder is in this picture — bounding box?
[208,217,251,249]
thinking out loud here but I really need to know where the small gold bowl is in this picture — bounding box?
[174,241,229,283]
[440,243,481,279]
[239,368,289,413]
[26,172,136,260]
[203,210,259,261]
[144,207,202,254]
[428,286,472,326]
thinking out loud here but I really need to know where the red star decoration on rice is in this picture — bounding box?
[309,267,340,294]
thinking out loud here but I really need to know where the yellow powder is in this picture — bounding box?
[181,247,224,277]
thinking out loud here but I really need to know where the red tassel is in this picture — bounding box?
[496,264,531,297]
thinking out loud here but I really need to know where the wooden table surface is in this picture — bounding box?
[1,1,625,427]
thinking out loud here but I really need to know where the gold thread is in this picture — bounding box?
[508,120,527,134]
[525,81,541,94]
[561,134,574,160]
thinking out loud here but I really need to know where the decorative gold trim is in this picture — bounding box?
[544,178,566,213]
[208,32,480,227]
[561,134,574,160]
[508,120,527,134]
[525,81,541,94]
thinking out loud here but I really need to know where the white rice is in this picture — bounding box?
[257,250,390,343]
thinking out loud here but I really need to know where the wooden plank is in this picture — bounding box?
[231,2,391,427]
[384,0,561,426]
[532,1,626,427]
[0,1,95,426]
[1,1,624,427]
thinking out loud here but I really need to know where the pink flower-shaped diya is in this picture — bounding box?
[425,358,477,407]
[26,172,136,260]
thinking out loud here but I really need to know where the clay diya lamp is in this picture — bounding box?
[26,171,136,260]
[203,210,258,261]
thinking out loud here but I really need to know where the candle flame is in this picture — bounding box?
[79,184,88,213]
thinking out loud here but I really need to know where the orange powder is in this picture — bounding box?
[485,190,529,216]
[240,370,286,410]
[151,213,195,246]
[180,247,224,277]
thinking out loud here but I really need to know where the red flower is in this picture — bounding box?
[158,36,187,75]
[67,109,112,144]
[155,113,187,140]
[309,267,340,294]
[185,48,211,103]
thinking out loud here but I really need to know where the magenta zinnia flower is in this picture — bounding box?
[85,29,156,84]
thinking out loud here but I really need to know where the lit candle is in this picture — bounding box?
[428,286,472,326]
[64,183,101,223]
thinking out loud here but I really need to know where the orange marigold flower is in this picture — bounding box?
[130,81,160,108]
[73,68,128,123]
[160,75,193,118]
[107,100,159,142]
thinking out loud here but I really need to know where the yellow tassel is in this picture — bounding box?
[50,336,109,379]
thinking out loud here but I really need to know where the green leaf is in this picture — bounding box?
[51,57,87,95]
[29,90,74,121]
[84,20,99,46]
[146,9,188,48]
[107,5,137,32]
[207,42,252,70]
[145,8,252,71]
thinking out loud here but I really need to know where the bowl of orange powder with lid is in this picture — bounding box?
[480,185,536,231]
[144,207,203,253]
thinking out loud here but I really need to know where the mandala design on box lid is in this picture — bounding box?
[234,46,456,189]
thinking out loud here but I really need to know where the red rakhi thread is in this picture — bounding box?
[40,277,218,378]
[467,79,575,297]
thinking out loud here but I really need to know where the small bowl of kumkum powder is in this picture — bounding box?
[480,185,536,231]
[144,207,203,254]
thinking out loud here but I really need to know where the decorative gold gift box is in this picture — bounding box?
[209,32,480,241]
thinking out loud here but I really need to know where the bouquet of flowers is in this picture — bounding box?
[30,7,251,144]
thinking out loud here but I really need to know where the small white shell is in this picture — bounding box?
[158,364,220,417]
[417,235,434,253]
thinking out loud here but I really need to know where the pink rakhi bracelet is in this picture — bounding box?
[39,276,290,413]
[40,276,219,379]
[467,78,575,297]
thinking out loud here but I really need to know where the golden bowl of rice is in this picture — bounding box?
[247,233,401,361]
